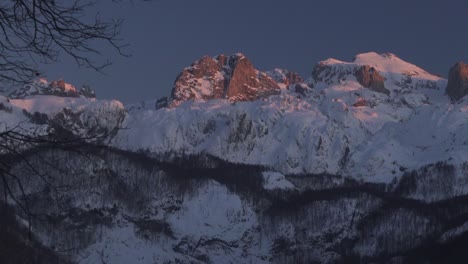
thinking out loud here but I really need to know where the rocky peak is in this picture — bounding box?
[169,53,280,107]
[225,54,280,101]
[8,78,96,99]
[446,62,468,101]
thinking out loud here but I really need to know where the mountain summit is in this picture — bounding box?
[169,53,303,107]
[311,52,444,95]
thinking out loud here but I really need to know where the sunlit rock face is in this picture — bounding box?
[169,53,280,107]
[354,65,389,95]
[446,62,468,101]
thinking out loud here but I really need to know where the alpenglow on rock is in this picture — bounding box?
[310,52,446,95]
[354,65,390,95]
[169,53,281,107]
[446,62,468,101]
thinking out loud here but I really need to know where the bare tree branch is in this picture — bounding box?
[0,0,143,91]
[0,0,148,243]
[0,112,124,240]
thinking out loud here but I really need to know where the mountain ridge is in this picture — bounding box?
[169,53,284,107]
[2,52,466,181]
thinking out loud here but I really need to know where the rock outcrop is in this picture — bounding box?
[169,53,280,107]
[446,62,468,101]
[355,65,390,95]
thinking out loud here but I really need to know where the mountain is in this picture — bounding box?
[117,52,465,182]
[170,53,285,107]
[1,52,468,263]
[1,79,124,144]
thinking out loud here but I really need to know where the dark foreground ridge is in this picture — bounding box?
[2,145,468,263]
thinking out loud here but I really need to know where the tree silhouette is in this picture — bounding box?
[0,1,145,246]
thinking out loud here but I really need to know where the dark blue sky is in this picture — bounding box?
[41,0,468,103]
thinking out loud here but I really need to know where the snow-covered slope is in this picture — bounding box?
[0,79,125,145]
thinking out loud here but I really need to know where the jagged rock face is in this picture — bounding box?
[226,55,280,101]
[354,65,390,95]
[446,62,468,101]
[171,55,226,103]
[170,53,280,107]
[8,79,96,99]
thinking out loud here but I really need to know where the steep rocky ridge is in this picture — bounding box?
[170,53,282,107]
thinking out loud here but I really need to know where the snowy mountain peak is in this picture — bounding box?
[312,52,446,97]
[8,78,96,99]
[352,52,438,78]
[169,53,281,107]
[319,52,440,81]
